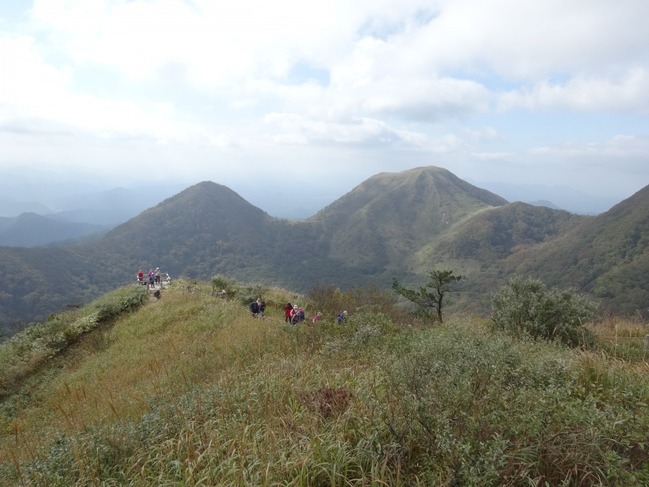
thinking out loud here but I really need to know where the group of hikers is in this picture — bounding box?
[250,299,267,318]
[284,303,306,324]
[136,268,167,289]
[135,273,347,324]
[249,301,347,325]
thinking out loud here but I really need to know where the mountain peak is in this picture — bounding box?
[308,165,508,270]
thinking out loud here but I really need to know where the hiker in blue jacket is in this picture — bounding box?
[250,299,261,317]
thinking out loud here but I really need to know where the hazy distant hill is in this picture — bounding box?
[470,180,619,215]
[0,183,187,226]
[0,213,107,247]
[0,165,647,336]
[0,198,53,217]
[51,184,187,226]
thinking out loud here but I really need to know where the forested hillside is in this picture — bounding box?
[503,184,649,315]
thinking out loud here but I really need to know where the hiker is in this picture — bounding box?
[290,305,298,324]
[148,270,155,288]
[250,299,260,317]
[291,306,305,325]
[336,310,348,324]
[137,269,144,284]
[284,303,293,323]
[311,311,323,324]
[154,267,161,285]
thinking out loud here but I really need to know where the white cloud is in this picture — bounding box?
[0,0,647,214]
[264,112,401,145]
[498,68,649,113]
[529,134,649,163]
[418,0,649,81]
[0,35,72,114]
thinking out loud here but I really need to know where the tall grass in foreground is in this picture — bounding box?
[1,282,649,485]
[592,314,649,362]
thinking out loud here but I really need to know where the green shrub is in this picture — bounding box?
[238,282,269,307]
[392,268,462,324]
[380,323,649,485]
[490,276,598,348]
[93,285,148,323]
[211,274,238,299]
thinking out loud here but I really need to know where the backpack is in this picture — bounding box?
[250,301,259,314]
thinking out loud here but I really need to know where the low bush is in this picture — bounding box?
[380,322,649,485]
[93,284,148,323]
[211,274,238,299]
[490,276,598,348]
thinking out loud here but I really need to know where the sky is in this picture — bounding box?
[1,0,648,217]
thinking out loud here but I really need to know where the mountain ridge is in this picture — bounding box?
[0,165,647,336]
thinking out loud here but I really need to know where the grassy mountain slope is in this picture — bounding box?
[98,181,278,278]
[311,166,506,265]
[423,202,588,310]
[1,281,648,485]
[436,202,584,262]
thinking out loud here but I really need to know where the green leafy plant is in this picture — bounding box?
[93,285,148,323]
[380,323,649,486]
[211,274,237,299]
[490,276,598,348]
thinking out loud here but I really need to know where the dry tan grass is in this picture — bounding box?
[0,286,289,466]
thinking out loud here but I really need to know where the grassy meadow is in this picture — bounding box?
[1,279,649,486]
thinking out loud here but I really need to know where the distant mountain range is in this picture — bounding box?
[0,165,647,337]
[0,183,188,247]
[0,213,107,247]
[468,180,620,215]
